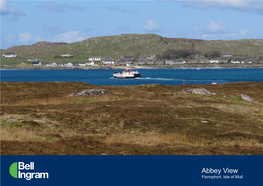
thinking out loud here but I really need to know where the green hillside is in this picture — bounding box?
[1,34,263,66]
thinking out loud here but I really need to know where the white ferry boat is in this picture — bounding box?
[113,69,140,79]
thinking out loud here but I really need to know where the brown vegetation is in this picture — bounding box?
[1,81,263,155]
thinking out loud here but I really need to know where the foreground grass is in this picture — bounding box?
[1,81,263,155]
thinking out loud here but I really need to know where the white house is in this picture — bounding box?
[57,63,73,67]
[79,63,87,66]
[67,62,73,66]
[146,60,154,65]
[104,59,115,65]
[174,60,186,64]
[86,62,95,66]
[231,60,243,64]
[59,54,73,57]
[46,63,58,66]
[58,63,67,67]
[165,59,174,65]
[28,58,39,62]
[31,61,41,66]
[209,59,219,63]
[89,56,102,61]
[2,53,17,58]
[104,61,115,65]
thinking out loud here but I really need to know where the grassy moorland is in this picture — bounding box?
[1,81,263,155]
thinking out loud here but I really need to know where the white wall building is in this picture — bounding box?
[165,59,174,65]
[58,63,73,67]
[46,63,58,66]
[89,56,102,61]
[104,59,115,65]
[28,58,39,62]
[209,59,219,63]
[59,54,73,57]
[174,60,186,64]
[79,63,87,66]
[2,53,17,58]
[31,61,41,66]
[231,60,244,64]
[86,62,95,66]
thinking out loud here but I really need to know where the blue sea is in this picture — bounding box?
[1,68,263,86]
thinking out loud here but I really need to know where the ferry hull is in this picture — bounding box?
[113,70,141,79]
[113,74,140,79]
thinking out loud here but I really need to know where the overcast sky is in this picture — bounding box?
[1,0,263,49]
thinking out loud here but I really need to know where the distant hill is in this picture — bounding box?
[1,34,263,60]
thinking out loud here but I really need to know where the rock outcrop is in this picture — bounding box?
[6,119,45,123]
[177,88,216,95]
[241,94,258,103]
[68,89,112,97]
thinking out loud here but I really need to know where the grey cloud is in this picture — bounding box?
[117,22,131,31]
[0,0,26,18]
[102,5,138,13]
[143,20,163,32]
[175,28,255,41]
[195,20,228,34]
[182,0,263,16]
[43,25,66,34]
[37,2,86,13]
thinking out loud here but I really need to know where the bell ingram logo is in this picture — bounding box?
[9,162,49,180]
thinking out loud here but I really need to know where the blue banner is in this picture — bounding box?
[1,155,262,186]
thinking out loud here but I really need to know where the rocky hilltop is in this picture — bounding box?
[7,41,68,52]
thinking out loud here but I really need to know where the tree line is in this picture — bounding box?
[158,49,221,59]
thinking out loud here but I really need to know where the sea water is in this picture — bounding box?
[1,68,263,86]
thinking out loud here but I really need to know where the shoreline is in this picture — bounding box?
[1,64,263,70]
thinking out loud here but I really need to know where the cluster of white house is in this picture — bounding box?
[2,53,17,58]
[45,62,97,67]
[42,58,255,67]
[2,53,262,66]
